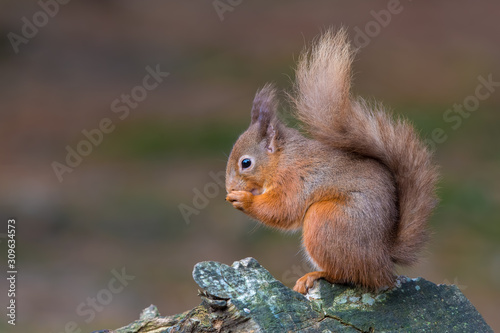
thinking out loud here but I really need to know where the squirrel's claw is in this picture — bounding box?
[226,191,253,211]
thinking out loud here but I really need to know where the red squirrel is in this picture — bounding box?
[225,29,438,294]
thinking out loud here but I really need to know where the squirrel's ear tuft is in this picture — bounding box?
[250,83,282,153]
[251,83,278,133]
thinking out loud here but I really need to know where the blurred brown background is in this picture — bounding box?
[0,0,499,331]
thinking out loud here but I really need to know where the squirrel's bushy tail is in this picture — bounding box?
[292,29,439,266]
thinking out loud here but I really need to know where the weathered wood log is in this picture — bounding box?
[97,257,492,333]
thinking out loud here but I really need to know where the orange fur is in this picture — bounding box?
[300,200,395,291]
[225,29,438,293]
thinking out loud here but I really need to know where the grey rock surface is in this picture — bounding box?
[103,257,492,333]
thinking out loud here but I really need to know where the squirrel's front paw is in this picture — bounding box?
[226,191,253,211]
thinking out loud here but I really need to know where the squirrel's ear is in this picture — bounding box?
[250,83,278,135]
[265,122,282,154]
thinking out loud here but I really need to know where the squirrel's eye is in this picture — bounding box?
[241,158,252,169]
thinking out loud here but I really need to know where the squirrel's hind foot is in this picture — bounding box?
[293,271,331,294]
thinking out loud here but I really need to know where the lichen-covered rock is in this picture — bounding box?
[101,257,492,333]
